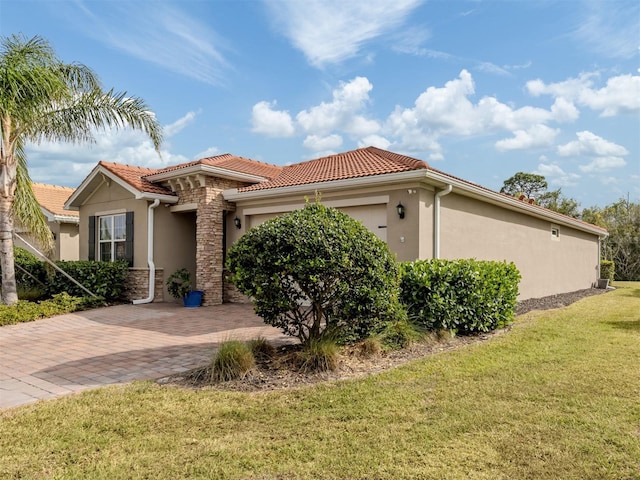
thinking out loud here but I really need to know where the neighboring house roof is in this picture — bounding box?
[239,147,428,192]
[31,183,79,223]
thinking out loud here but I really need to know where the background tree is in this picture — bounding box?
[501,172,581,218]
[582,198,640,281]
[537,188,580,218]
[500,172,548,199]
[0,34,162,305]
[227,202,403,345]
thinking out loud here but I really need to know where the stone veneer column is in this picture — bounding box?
[195,177,244,306]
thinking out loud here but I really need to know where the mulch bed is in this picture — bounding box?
[158,287,610,392]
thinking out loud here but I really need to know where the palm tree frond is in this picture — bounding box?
[12,140,54,256]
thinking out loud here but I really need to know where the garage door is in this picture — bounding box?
[247,204,388,242]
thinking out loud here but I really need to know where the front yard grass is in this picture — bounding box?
[1,283,639,479]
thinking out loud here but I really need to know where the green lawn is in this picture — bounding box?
[1,283,639,479]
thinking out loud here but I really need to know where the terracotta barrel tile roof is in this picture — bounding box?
[239,147,429,192]
[98,161,174,196]
[31,183,79,218]
[151,154,282,180]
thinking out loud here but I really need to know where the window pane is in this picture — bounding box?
[113,214,126,240]
[115,241,126,261]
[99,217,112,241]
[99,243,112,261]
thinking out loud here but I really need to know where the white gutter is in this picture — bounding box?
[133,199,160,305]
[433,184,453,259]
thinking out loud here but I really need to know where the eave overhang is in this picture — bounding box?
[64,165,178,211]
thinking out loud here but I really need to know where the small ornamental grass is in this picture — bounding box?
[379,319,426,350]
[248,336,277,360]
[296,337,339,373]
[209,340,256,382]
[356,337,383,358]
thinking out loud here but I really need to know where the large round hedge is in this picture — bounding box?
[226,202,402,345]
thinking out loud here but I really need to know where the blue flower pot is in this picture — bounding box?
[183,290,203,308]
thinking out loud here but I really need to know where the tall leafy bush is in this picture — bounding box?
[47,261,129,300]
[400,259,521,334]
[227,202,402,345]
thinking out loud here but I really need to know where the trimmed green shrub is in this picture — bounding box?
[227,202,403,345]
[210,340,256,382]
[14,247,48,294]
[400,259,521,334]
[600,260,615,282]
[0,293,107,326]
[46,261,129,300]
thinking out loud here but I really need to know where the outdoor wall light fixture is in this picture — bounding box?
[234,217,242,229]
[396,203,406,219]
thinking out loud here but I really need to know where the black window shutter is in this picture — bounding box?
[125,211,134,267]
[88,216,96,261]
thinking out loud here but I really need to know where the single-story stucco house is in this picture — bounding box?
[15,183,80,261]
[64,146,608,305]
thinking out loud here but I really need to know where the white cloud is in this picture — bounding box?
[164,111,198,137]
[358,135,392,150]
[385,70,565,155]
[264,0,423,68]
[495,125,559,151]
[550,98,580,123]
[579,156,627,173]
[571,1,640,59]
[67,1,230,85]
[527,72,640,117]
[390,25,431,56]
[251,101,296,137]
[25,126,189,187]
[557,131,629,157]
[303,134,343,151]
[194,146,221,159]
[296,77,379,135]
[535,161,580,187]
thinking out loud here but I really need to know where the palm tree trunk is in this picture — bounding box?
[0,154,18,305]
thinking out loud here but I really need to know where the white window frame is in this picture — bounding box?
[98,213,127,262]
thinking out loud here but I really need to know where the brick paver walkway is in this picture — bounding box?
[0,303,290,409]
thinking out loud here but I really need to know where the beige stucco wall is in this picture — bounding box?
[56,222,79,260]
[226,183,601,302]
[154,207,197,303]
[78,182,149,267]
[226,184,425,264]
[78,181,202,302]
[438,193,600,300]
[14,221,78,261]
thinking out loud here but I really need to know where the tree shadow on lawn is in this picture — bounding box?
[604,319,640,332]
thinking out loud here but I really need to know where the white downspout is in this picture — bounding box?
[133,199,160,305]
[434,184,453,259]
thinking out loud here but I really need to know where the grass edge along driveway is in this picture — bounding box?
[1,282,639,479]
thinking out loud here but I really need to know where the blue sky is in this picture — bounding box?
[2,0,639,208]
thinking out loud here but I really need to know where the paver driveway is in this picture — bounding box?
[0,303,290,409]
